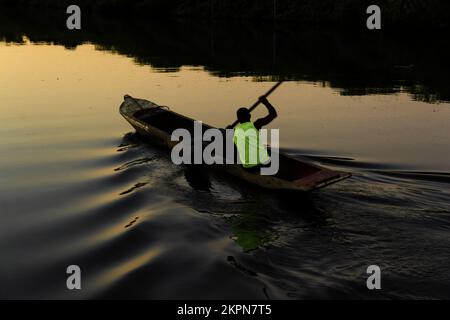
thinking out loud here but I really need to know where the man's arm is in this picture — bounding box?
[254,96,277,130]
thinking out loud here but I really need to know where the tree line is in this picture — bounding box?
[0,0,449,28]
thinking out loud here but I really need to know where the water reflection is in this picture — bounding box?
[1,5,450,300]
[1,7,450,103]
[184,165,213,191]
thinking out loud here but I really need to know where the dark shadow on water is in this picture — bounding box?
[118,132,331,252]
[184,165,213,192]
[1,6,450,103]
[181,161,332,251]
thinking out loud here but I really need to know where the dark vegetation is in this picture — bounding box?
[1,0,450,28]
[1,3,450,102]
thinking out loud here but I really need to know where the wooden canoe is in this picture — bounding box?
[119,95,351,191]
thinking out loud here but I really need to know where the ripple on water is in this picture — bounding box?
[2,130,450,299]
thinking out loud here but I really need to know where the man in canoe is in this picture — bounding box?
[228,96,278,170]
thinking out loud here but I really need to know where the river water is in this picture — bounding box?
[1,15,450,299]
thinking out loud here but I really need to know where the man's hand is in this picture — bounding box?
[259,96,269,105]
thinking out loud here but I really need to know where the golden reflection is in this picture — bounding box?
[1,42,449,171]
[94,247,162,288]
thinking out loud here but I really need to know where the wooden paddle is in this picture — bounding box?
[227,80,283,129]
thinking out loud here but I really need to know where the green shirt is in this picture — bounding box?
[233,122,270,168]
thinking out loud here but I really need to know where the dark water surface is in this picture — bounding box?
[1,14,450,299]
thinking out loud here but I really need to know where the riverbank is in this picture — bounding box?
[1,7,449,103]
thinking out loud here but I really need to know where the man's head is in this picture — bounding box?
[237,107,251,123]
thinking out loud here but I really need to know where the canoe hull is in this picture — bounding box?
[119,95,351,191]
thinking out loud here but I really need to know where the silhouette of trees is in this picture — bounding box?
[0,0,449,27]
